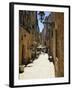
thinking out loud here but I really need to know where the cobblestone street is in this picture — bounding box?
[19,52,55,79]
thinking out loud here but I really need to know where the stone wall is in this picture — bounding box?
[19,11,40,65]
[44,12,64,77]
[55,13,64,77]
[19,27,32,65]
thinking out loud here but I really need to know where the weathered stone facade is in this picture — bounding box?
[19,27,32,65]
[19,11,39,65]
[43,12,64,77]
[55,13,64,77]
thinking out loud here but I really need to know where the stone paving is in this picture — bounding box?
[19,52,55,80]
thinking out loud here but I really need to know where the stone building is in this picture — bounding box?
[44,12,64,77]
[19,11,39,66]
[19,27,31,65]
[54,12,64,77]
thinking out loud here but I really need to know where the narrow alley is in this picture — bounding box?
[19,11,64,79]
[19,52,55,79]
